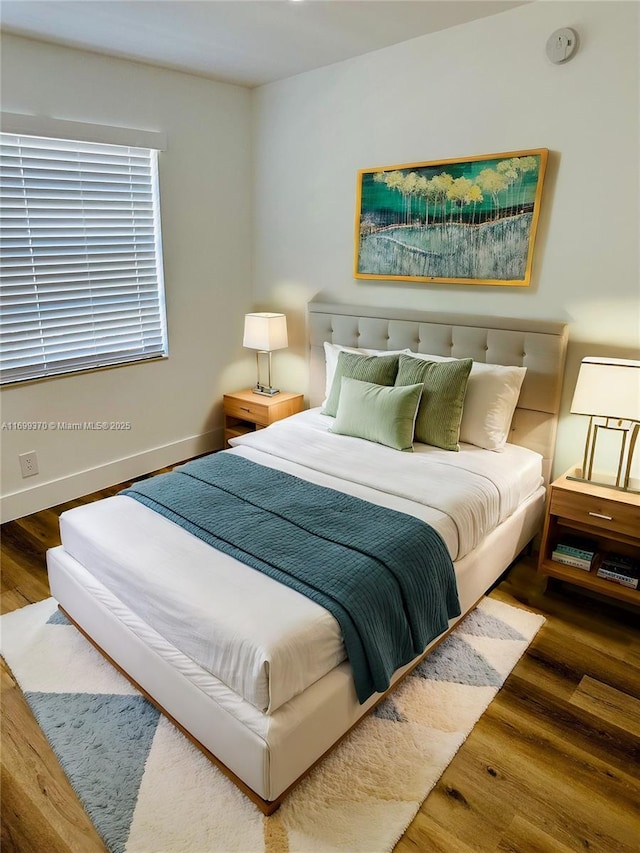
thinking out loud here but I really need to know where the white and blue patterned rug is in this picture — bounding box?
[1,596,544,852]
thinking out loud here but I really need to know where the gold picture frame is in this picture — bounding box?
[354,148,548,287]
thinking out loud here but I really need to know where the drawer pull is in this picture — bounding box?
[240,406,251,412]
[588,511,613,521]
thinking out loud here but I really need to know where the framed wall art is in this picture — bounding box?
[354,148,548,287]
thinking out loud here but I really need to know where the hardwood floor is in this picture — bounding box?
[2,481,639,852]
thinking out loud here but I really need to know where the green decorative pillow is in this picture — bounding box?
[331,377,423,452]
[395,354,472,451]
[323,351,400,417]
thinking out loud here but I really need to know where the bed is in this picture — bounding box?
[46,301,568,814]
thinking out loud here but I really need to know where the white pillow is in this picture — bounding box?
[407,351,526,451]
[323,342,411,403]
[460,361,526,451]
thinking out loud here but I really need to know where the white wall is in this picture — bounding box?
[2,3,638,520]
[252,1,639,480]
[0,35,255,520]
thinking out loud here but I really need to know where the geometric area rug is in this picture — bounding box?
[1,596,544,853]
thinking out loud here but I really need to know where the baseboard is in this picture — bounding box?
[0,429,223,523]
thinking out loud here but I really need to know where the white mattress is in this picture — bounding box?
[59,410,542,715]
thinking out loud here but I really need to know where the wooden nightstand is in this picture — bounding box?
[223,389,304,447]
[538,470,640,606]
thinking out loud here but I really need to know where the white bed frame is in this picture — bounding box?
[47,302,568,815]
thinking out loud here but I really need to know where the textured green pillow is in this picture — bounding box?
[395,354,472,451]
[323,351,400,417]
[331,377,423,451]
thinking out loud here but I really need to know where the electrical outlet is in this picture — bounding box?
[19,451,39,478]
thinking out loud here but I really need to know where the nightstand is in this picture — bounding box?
[223,389,304,447]
[538,470,640,606]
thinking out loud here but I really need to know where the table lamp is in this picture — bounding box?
[569,357,640,491]
[243,312,288,396]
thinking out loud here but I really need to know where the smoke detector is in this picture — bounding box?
[546,28,578,64]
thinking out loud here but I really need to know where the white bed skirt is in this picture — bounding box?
[47,486,544,807]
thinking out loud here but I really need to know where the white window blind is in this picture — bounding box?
[0,132,168,384]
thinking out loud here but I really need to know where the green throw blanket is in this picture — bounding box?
[123,453,460,704]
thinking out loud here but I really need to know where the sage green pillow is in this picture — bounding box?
[323,351,400,417]
[395,354,472,451]
[331,377,423,451]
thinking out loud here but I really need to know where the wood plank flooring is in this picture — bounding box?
[1,479,639,852]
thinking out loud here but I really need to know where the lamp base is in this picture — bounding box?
[566,468,640,495]
[251,351,280,396]
[573,418,639,493]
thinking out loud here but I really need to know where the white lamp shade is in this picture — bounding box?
[570,357,640,421]
[242,313,288,352]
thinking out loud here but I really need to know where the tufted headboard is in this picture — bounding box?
[308,301,568,484]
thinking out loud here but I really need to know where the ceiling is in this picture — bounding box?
[0,1,528,88]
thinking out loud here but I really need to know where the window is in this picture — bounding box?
[0,132,168,384]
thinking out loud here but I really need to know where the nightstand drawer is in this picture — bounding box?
[223,396,270,426]
[550,488,640,539]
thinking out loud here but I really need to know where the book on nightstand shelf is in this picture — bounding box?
[553,535,598,562]
[551,551,594,571]
[551,535,598,572]
[551,551,592,572]
[596,553,640,589]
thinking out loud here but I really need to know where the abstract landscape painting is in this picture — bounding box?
[354,149,548,286]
